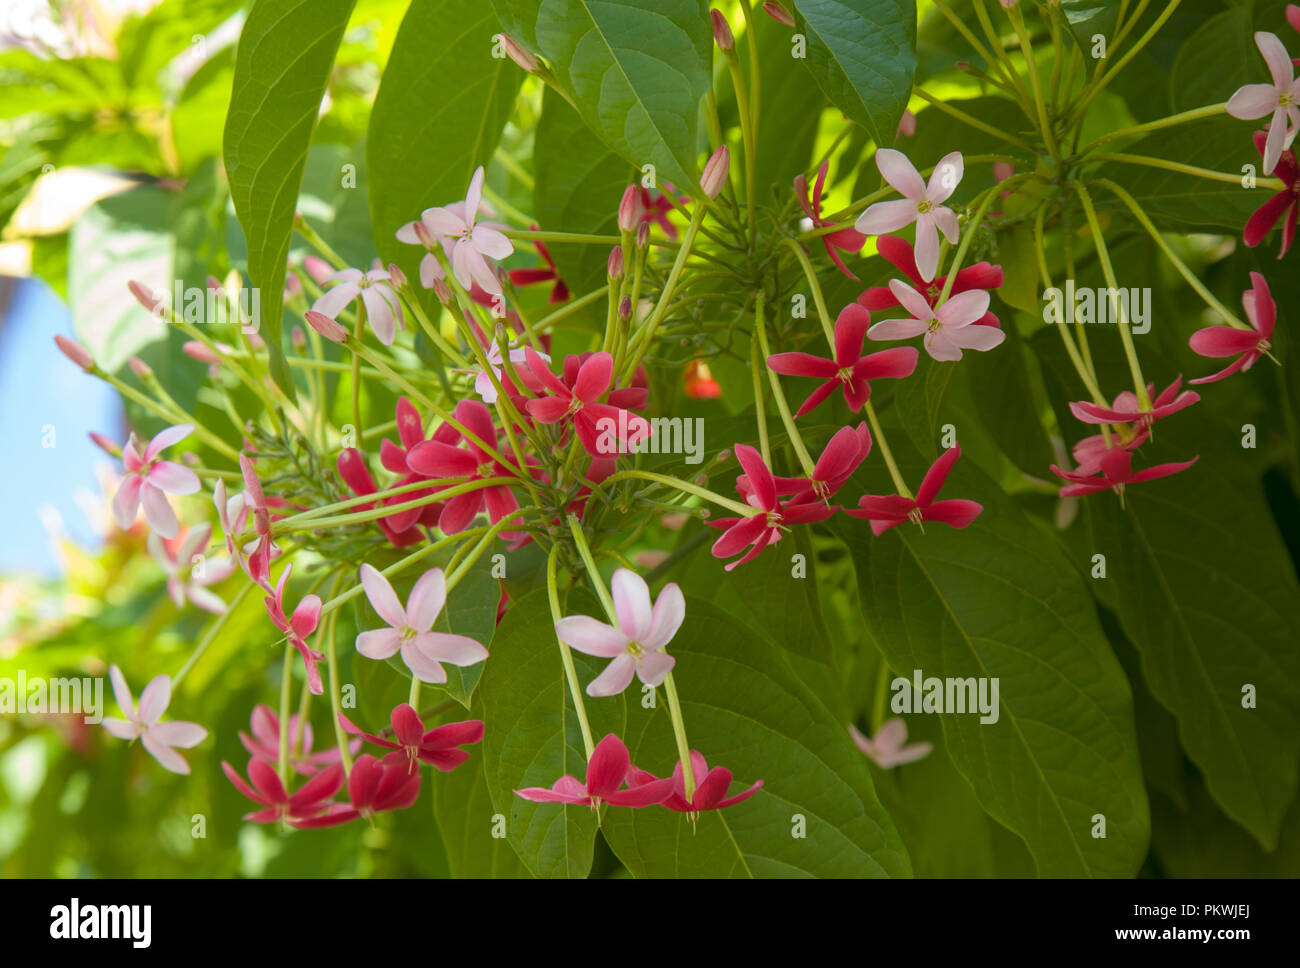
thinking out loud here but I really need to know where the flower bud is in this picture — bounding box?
[710,9,734,51]
[54,335,94,371]
[206,275,225,294]
[128,280,167,317]
[302,255,333,284]
[607,247,624,281]
[498,33,539,73]
[896,108,916,138]
[432,278,454,306]
[618,296,632,320]
[999,0,1019,8]
[183,341,222,365]
[129,356,152,378]
[386,263,407,289]
[292,326,306,350]
[636,221,650,249]
[618,184,643,233]
[762,1,795,26]
[89,432,121,458]
[304,310,348,344]
[994,161,1015,183]
[700,145,730,199]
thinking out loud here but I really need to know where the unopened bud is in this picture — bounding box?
[896,108,916,138]
[618,296,632,320]
[206,275,225,294]
[618,184,642,233]
[999,0,1019,8]
[432,279,454,306]
[762,1,795,26]
[386,263,407,289]
[700,145,730,199]
[636,222,650,249]
[304,310,348,344]
[710,9,734,51]
[302,255,333,284]
[89,432,121,458]
[498,33,539,73]
[292,326,306,350]
[183,341,223,365]
[128,280,167,317]
[129,356,152,378]
[994,161,1015,183]
[54,335,94,371]
[607,247,624,280]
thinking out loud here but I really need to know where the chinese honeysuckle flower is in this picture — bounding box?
[239,704,357,776]
[415,166,513,295]
[265,563,325,696]
[555,569,684,697]
[514,733,674,808]
[1244,130,1298,256]
[1070,429,1150,477]
[222,758,345,826]
[628,750,764,813]
[102,666,207,775]
[858,234,1004,328]
[112,424,200,539]
[849,719,932,769]
[1226,31,1300,175]
[356,564,489,685]
[146,523,235,614]
[475,341,547,404]
[1068,377,1199,430]
[845,444,983,534]
[293,754,423,828]
[854,149,963,282]
[340,703,483,773]
[1189,272,1277,384]
[767,302,918,416]
[795,161,866,279]
[522,348,650,458]
[765,422,872,505]
[1050,448,1199,498]
[868,280,1004,362]
[311,268,405,346]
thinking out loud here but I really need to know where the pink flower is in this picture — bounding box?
[1070,429,1150,477]
[1068,377,1199,430]
[868,280,1005,361]
[311,268,405,346]
[858,235,1004,328]
[638,186,678,239]
[1189,272,1277,384]
[514,733,674,808]
[239,704,357,776]
[849,719,932,768]
[628,750,763,812]
[222,758,346,826]
[845,444,983,535]
[376,397,454,533]
[413,166,514,295]
[854,149,963,281]
[1243,130,1298,256]
[767,303,918,416]
[795,161,866,279]
[767,423,872,504]
[339,702,483,773]
[293,754,423,827]
[112,424,200,539]
[146,524,235,614]
[1226,31,1300,174]
[355,564,489,685]
[101,666,207,775]
[1050,448,1199,498]
[337,448,424,547]
[265,563,326,696]
[709,445,836,570]
[554,569,684,697]
[522,349,649,458]
[405,400,523,534]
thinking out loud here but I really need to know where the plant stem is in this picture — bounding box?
[547,542,595,758]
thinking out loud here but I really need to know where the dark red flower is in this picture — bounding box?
[1189,272,1278,384]
[1243,130,1298,258]
[222,758,344,826]
[507,226,570,302]
[1051,447,1199,498]
[523,349,649,458]
[339,703,483,774]
[629,750,763,813]
[796,161,866,279]
[845,444,983,535]
[514,733,674,808]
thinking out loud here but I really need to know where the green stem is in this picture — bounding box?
[864,400,912,499]
[547,542,596,758]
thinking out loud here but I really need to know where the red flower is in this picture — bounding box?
[639,186,678,239]
[768,423,872,504]
[337,447,424,547]
[514,733,674,808]
[222,758,344,826]
[796,161,866,279]
[767,303,918,417]
[264,563,326,695]
[1051,447,1199,498]
[522,349,649,458]
[1189,272,1277,384]
[629,750,763,813]
[507,227,570,303]
[1070,429,1150,477]
[379,397,456,532]
[293,754,423,827]
[339,703,483,774]
[845,445,983,535]
[857,234,1004,328]
[1244,130,1298,257]
[1068,377,1199,431]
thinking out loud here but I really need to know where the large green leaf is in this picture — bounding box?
[835,435,1150,876]
[1169,5,1255,113]
[492,0,713,189]
[533,87,630,300]
[368,0,521,277]
[601,597,911,876]
[224,0,356,398]
[749,12,825,195]
[479,587,626,877]
[791,0,916,146]
[432,755,532,877]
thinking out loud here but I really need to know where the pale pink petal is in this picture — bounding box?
[1226,83,1279,119]
[400,641,448,684]
[465,166,485,224]
[327,268,363,284]
[874,148,926,199]
[357,627,403,660]
[586,654,637,697]
[422,207,466,238]
[406,567,447,633]
[937,289,991,328]
[464,247,503,295]
[888,279,935,319]
[555,615,630,657]
[311,282,360,319]
[1265,109,1288,174]
[419,253,445,288]
[144,424,194,461]
[1257,31,1294,91]
[187,585,228,614]
[854,198,918,235]
[471,224,513,260]
[925,151,964,203]
[101,718,140,740]
[360,564,407,628]
[635,650,675,687]
[112,475,143,529]
[949,325,1007,353]
[643,583,685,652]
[931,206,960,244]
[136,675,172,725]
[148,720,207,748]
[109,665,135,718]
[611,569,653,640]
[411,631,488,667]
[925,330,965,362]
[913,213,940,281]
[140,484,179,538]
[868,318,929,341]
[140,732,192,774]
[360,286,396,346]
[147,461,200,495]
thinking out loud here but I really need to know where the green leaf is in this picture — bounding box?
[367,0,521,277]
[1169,5,1255,113]
[224,0,357,399]
[963,318,1053,478]
[433,565,501,708]
[533,87,631,299]
[749,13,825,194]
[790,0,917,146]
[602,597,911,876]
[479,587,626,877]
[492,0,713,189]
[834,436,1150,876]
[893,356,953,462]
[432,755,532,877]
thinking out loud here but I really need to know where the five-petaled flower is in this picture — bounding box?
[1051,448,1199,499]
[412,165,514,295]
[112,424,200,539]
[356,564,489,685]
[629,750,763,813]
[555,568,685,697]
[292,754,423,827]
[766,423,872,505]
[312,267,405,346]
[767,303,918,416]
[1243,131,1298,256]
[845,444,983,534]
[849,719,932,768]
[868,281,1005,362]
[147,523,235,614]
[239,704,357,776]
[796,161,866,279]
[1226,31,1300,175]
[1068,377,1199,430]
[1189,272,1278,384]
[858,235,1004,328]
[265,563,326,696]
[523,349,649,458]
[854,149,963,281]
[222,758,345,826]
[340,703,483,773]
[514,733,674,808]
[102,666,207,775]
